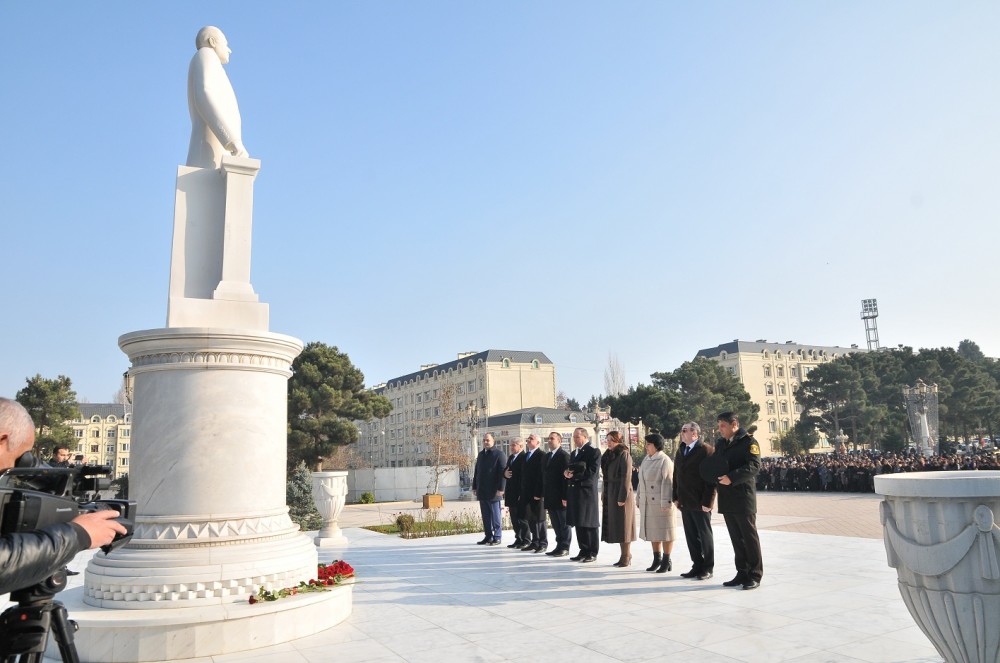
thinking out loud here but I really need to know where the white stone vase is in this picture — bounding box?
[875,471,1000,663]
[312,471,349,546]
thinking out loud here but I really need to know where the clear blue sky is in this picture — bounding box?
[2,2,998,404]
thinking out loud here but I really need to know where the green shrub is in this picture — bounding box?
[359,491,375,504]
[395,514,415,531]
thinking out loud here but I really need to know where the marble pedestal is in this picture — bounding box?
[61,328,354,661]
[875,471,1000,663]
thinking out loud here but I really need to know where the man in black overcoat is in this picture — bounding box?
[520,434,547,552]
[715,412,763,590]
[543,431,572,556]
[565,427,601,562]
[673,421,715,580]
[472,432,506,545]
[504,438,530,548]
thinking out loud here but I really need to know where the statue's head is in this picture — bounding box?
[195,26,231,64]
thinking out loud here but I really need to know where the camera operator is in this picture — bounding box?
[49,445,71,467]
[0,398,127,595]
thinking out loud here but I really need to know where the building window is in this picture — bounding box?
[534,414,543,424]
[75,430,84,438]
[781,419,789,431]
[416,394,422,403]
[456,384,465,395]
[765,383,774,396]
[90,445,99,453]
[728,367,735,375]
[769,420,777,433]
[794,403,802,414]
[763,365,771,377]
[122,429,130,437]
[780,401,788,414]
[468,380,476,393]
[120,457,128,466]
[107,429,116,438]
[106,445,114,455]
[776,366,784,378]
[569,414,577,423]
[502,358,510,368]
[767,401,775,415]
[92,430,100,438]
[778,384,786,396]
[479,377,484,390]
[532,360,539,369]
[91,416,101,423]
[790,367,798,378]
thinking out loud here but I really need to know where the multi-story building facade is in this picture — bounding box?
[695,340,865,455]
[69,403,132,477]
[356,350,556,469]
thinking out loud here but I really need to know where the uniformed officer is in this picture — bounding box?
[715,411,763,590]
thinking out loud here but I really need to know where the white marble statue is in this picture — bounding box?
[186,26,249,169]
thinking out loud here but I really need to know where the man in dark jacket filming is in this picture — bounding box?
[0,397,127,595]
[715,411,763,590]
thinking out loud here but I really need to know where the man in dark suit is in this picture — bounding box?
[472,433,506,545]
[565,427,601,562]
[715,412,763,590]
[520,434,547,552]
[543,431,572,556]
[673,421,716,580]
[504,438,530,548]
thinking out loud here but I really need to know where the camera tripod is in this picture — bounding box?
[0,568,80,663]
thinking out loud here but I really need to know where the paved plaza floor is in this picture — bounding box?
[34,493,942,662]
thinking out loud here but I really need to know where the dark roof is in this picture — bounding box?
[382,350,553,388]
[486,407,586,427]
[76,403,127,419]
[695,340,865,359]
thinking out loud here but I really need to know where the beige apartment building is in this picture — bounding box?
[696,340,865,456]
[69,403,132,477]
[356,350,556,469]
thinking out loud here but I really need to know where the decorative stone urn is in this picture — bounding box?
[312,471,349,546]
[875,471,1000,663]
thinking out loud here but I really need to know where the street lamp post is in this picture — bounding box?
[464,402,482,493]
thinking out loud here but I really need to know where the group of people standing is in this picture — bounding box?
[471,412,765,591]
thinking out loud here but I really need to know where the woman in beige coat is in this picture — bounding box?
[637,433,677,573]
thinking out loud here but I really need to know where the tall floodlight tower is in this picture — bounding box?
[861,298,881,351]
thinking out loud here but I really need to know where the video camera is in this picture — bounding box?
[0,452,135,555]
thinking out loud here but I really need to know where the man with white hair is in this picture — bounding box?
[0,398,126,594]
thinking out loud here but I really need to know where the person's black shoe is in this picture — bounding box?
[742,580,760,590]
[569,553,585,561]
[533,546,547,554]
[477,538,490,545]
[722,575,747,587]
[695,571,713,580]
[488,539,501,546]
[551,549,569,557]
[522,544,539,552]
[65,570,81,576]
[679,569,698,578]
[544,549,558,556]
[579,555,596,563]
[507,541,522,549]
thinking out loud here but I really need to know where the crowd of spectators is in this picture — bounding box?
[757,448,1000,493]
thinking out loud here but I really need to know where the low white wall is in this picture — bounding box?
[347,466,460,503]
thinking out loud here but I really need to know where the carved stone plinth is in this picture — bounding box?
[875,471,1000,663]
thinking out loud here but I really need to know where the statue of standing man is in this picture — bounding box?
[186,26,249,169]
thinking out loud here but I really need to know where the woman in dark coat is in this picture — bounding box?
[601,431,636,567]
